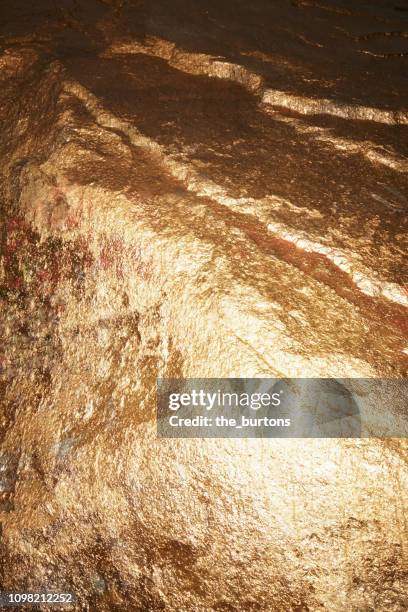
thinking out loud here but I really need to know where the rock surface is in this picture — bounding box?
[0,1,407,610]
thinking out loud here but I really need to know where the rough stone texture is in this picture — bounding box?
[0,1,407,610]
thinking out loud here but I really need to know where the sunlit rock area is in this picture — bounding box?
[0,0,407,610]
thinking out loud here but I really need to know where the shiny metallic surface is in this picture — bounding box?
[0,1,407,609]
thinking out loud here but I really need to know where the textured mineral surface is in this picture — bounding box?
[0,0,407,610]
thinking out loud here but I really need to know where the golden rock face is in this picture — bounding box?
[0,1,407,610]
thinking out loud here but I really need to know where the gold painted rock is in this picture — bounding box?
[1,1,407,610]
